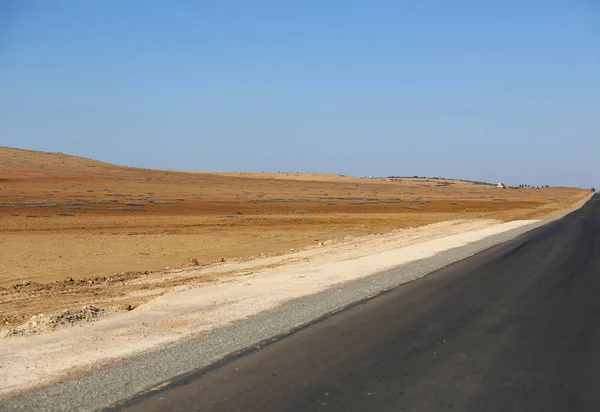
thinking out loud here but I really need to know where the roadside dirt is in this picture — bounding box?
[0,218,543,397]
[0,146,591,330]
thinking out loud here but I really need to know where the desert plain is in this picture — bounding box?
[0,146,590,330]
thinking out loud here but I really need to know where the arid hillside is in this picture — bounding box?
[0,146,590,327]
[0,146,586,221]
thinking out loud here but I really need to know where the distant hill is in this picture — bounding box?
[0,147,148,180]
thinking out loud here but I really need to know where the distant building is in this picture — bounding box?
[497,183,507,188]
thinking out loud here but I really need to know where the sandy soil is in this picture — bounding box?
[0,146,591,328]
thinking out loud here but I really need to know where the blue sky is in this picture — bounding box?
[1,1,598,187]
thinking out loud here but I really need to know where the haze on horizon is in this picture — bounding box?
[1,1,598,188]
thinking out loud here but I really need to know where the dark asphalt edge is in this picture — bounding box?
[105,272,422,411]
[0,201,589,412]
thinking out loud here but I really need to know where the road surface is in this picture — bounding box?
[115,194,600,412]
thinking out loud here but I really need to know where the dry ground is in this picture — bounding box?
[0,147,590,328]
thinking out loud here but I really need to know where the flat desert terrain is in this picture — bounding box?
[0,147,589,329]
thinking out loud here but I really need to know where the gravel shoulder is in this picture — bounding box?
[0,197,590,412]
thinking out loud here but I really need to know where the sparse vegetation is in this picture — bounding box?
[292,209,310,214]
[348,201,379,205]
[150,200,176,205]
[88,199,119,204]
[0,145,589,332]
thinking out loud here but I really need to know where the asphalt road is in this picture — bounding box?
[114,194,600,411]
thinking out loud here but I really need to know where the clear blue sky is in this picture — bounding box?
[1,1,598,187]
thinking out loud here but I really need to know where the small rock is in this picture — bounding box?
[181,258,201,267]
[121,304,134,311]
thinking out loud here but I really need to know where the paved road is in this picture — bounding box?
[116,194,600,412]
